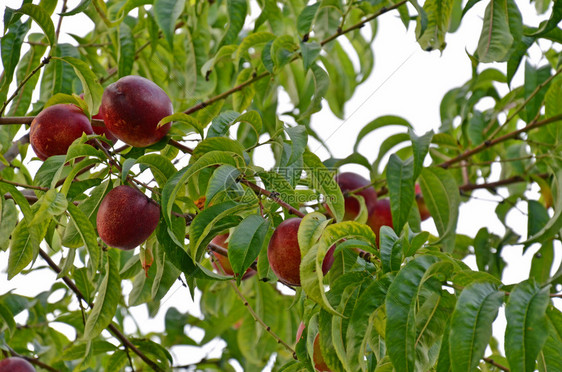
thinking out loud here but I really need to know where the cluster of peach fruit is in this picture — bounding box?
[30,75,170,250]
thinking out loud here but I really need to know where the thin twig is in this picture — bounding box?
[439,113,562,169]
[0,57,51,117]
[0,116,34,125]
[320,0,408,46]
[483,357,510,371]
[486,66,562,140]
[0,177,48,191]
[5,346,59,372]
[181,1,407,116]
[169,139,193,154]
[55,0,68,43]
[228,281,297,359]
[37,249,165,372]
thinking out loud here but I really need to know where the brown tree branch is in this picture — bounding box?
[439,113,562,169]
[0,177,48,191]
[0,116,34,125]
[228,280,297,359]
[0,57,51,117]
[37,249,165,372]
[181,1,407,116]
[5,346,59,372]
[483,357,510,371]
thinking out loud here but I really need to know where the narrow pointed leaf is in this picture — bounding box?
[449,282,504,372]
[418,167,459,252]
[385,255,440,372]
[83,249,121,340]
[228,214,270,282]
[387,154,415,233]
[505,279,550,372]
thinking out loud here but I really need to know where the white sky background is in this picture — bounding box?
[1,0,561,370]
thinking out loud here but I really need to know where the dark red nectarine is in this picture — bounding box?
[96,185,160,250]
[415,184,431,221]
[267,218,335,286]
[367,199,393,245]
[210,233,256,279]
[30,103,94,160]
[0,357,36,372]
[100,75,172,147]
[335,172,377,220]
[313,334,332,372]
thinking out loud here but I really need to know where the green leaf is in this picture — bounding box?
[385,255,440,372]
[271,35,298,69]
[0,198,18,250]
[387,155,415,234]
[372,133,412,174]
[56,56,104,115]
[84,249,120,340]
[297,3,320,35]
[34,155,66,188]
[161,151,242,228]
[297,212,330,255]
[410,129,433,180]
[30,189,68,226]
[66,202,101,271]
[235,110,263,143]
[232,68,255,112]
[118,22,134,77]
[525,169,562,245]
[134,154,176,187]
[14,4,55,47]
[192,137,245,160]
[436,317,453,372]
[544,75,562,127]
[8,33,47,116]
[354,116,412,152]
[7,221,39,280]
[542,306,562,371]
[0,20,30,105]
[300,41,321,71]
[449,282,504,372]
[476,0,522,62]
[303,150,344,222]
[416,0,454,51]
[522,62,551,123]
[418,167,459,252]
[379,226,402,273]
[301,221,377,315]
[153,0,185,49]
[189,201,249,262]
[346,275,393,372]
[236,31,275,61]
[201,44,237,76]
[205,164,242,206]
[65,143,106,162]
[505,279,550,372]
[298,64,329,119]
[158,112,205,138]
[60,0,92,16]
[228,214,270,283]
[0,303,16,336]
[285,125,308,166]
[220,0,247,47]
[527,0,562,36]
